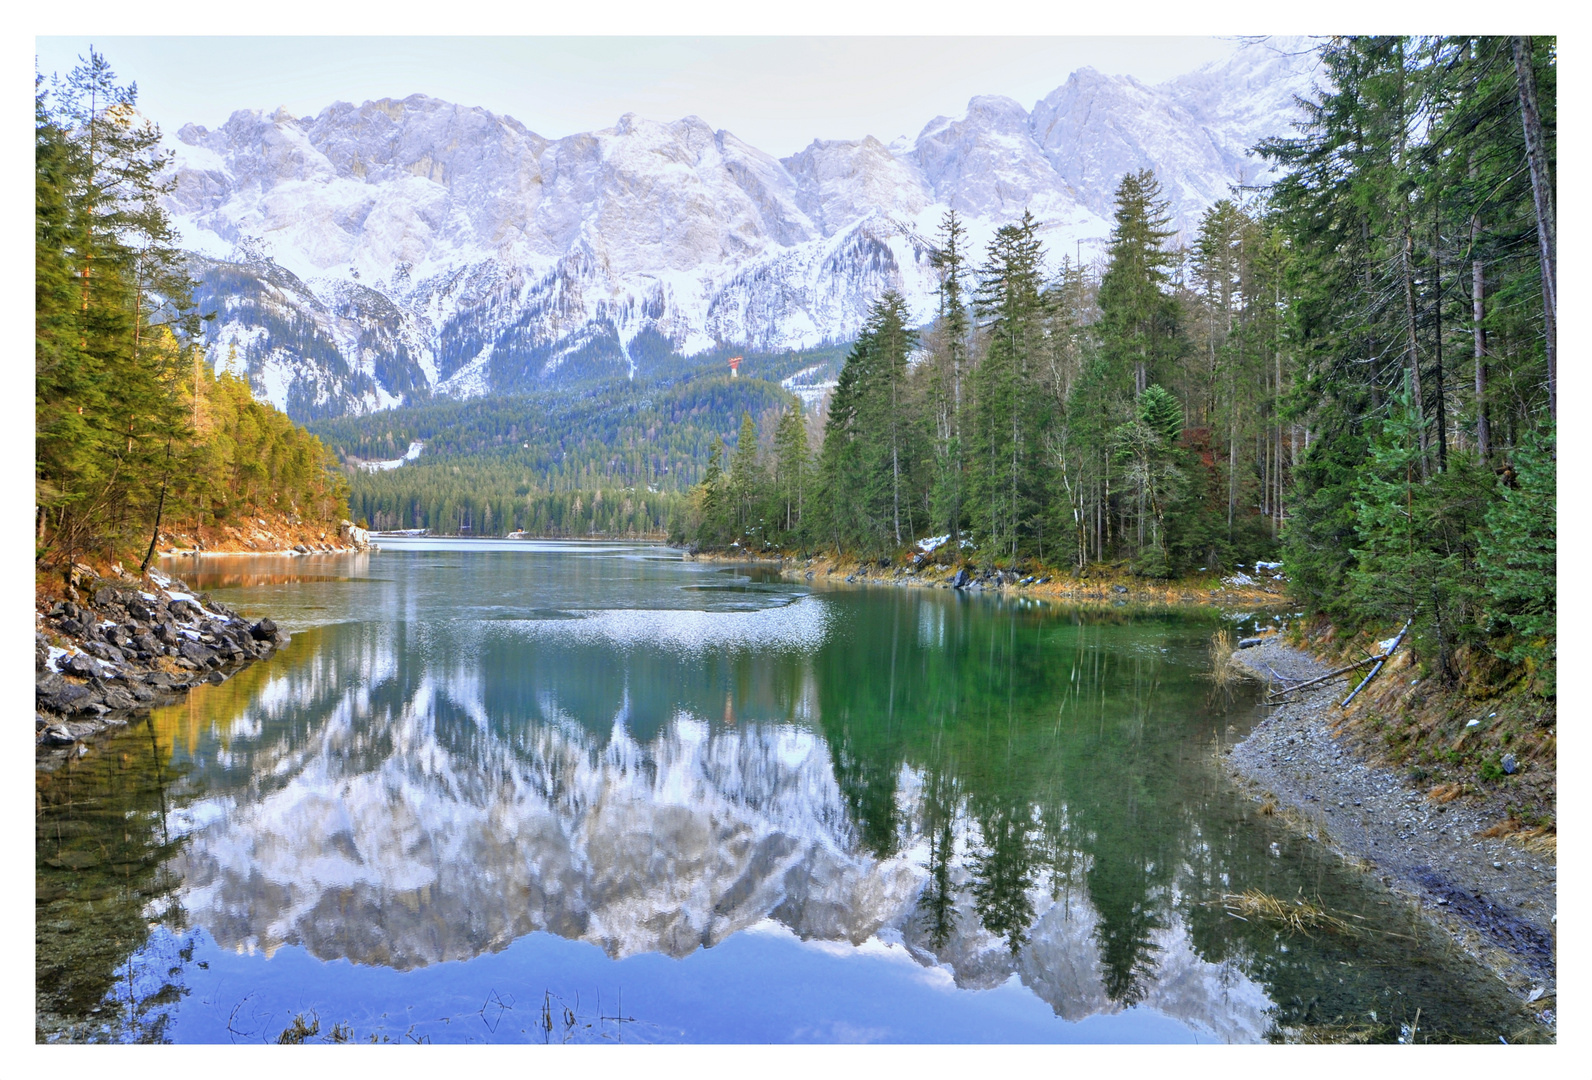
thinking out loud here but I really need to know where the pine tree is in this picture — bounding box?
[727,411,765,543]
[1097,170,1180,396]
[771,405,810,541]
[927,210,970,544]
[970,211,1047,562]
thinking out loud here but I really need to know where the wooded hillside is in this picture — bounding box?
[35,51,347,582]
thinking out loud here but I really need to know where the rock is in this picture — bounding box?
[40,725,78,747]
[62,653,102,679]
[951,567,972,589]
[293,543,309,553]
[1238,636,1266,649]
[1112,584,1129,594]
[178,641,215,666]
[38,681,93,714]
[93,586,117,607]
[126,598,152,623]
[1502,753,1518,775]
[101,688,138,712]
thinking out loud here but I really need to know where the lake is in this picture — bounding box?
[36,539,1534,1043]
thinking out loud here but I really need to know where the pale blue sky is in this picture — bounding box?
[33,36,1245,157]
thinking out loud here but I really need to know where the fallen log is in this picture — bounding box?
[1265,652,1385,699]
[1341,616,1414,709]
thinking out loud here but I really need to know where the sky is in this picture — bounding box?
[32,35,1248,157]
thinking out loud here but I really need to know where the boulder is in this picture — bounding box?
[101,687,138,712]
[39,725,78,747]
[178,641,215,666]
[62,653,102,679]
[951,567,972,589]
[250,617,278,641]
[38,681,95,714]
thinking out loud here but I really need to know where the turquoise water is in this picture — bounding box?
[35,540,1534,1043]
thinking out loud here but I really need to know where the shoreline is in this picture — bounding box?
[1227,638,1556,1031]
[34,567,291,763]
[687,548,1291,608]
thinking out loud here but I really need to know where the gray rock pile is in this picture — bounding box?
[35,571,286,749]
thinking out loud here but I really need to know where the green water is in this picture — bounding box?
[36,540,1538,1043]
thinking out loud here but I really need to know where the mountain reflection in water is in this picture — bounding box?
[39,545,1537,1043]
[163,613,1270,1041]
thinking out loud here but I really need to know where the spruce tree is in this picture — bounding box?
[970,211,1046,562]
[1097,170,1180,397]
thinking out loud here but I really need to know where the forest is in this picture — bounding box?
[681,36,1555,687]
[35,51,348,579]
[312,371,804,535]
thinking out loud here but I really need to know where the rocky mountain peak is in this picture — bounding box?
[163,39,1321,420]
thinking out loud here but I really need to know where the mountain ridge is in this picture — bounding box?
[164,38,1322,420]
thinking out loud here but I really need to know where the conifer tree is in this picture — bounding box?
[927,210,970,544]
[970,212,1046,562]
[1097,170,1180,396]
[772,405,810,540]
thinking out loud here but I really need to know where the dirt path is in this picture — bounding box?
[1228,638,1556,1030]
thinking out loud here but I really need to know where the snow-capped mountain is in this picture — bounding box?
[165,38,1320,420]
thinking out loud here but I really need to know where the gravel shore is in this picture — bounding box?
[1228,637,1556,1026]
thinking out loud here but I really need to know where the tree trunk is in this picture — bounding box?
[1401,228,1431,479]
[1431,194,1448,472]
[1471,195,1490,459]
[1513,36,1556,420]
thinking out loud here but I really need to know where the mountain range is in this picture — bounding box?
[164,38,1321,420]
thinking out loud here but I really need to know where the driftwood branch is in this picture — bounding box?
[1266,652,1384,699]
[1341,616,1414,709]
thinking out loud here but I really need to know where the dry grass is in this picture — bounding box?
[1209,889,1365,939]
[1514,829,1557,854]
[1206,629,1243,685]
[1479,816,1525,838]
[1427,783,1467,803]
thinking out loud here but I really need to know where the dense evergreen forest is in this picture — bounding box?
[310,369,820,535]
[681,36,1555,686]
[35,51,348,579]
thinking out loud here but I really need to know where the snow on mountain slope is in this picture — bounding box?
[164,39,1320,420]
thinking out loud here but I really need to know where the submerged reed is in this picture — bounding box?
[1209,889,1365,939]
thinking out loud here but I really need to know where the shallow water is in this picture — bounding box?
[36,540,1536,1043]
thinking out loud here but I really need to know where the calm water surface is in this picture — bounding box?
[36,539,1535,1043]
